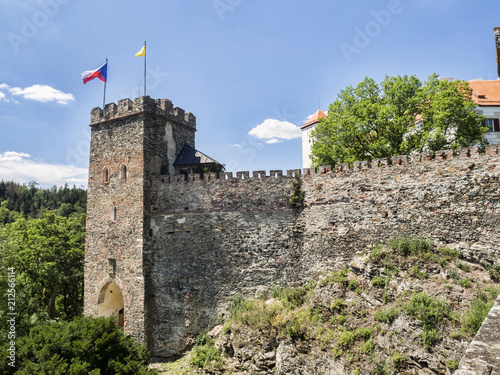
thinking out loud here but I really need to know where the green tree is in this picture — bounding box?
[0,316,157,374]
[311,74,487,167]
[0,212,86,341]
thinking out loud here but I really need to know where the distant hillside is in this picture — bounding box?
[0,180,86,220]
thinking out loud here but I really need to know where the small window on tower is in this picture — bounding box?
[103,168,110,183]
[121,165,127,181]
[160,165,168,175]
[111,206,117,221]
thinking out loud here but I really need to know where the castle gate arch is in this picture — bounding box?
[97,282,124,327]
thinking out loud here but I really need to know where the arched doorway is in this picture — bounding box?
[97,282,124,327]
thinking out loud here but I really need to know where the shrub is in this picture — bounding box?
[371,276,386,288]
[190,331,224,370]
[0,316,156,374]
[488,263,500,281]
[446,360,459,370]
[420,251,439,263]
[460,278,472,288]
[357,339,375,355]
[388,235,432,256]
[369,243,386,262]
[355,327,373,339]
[392,351,406,367]
[348,279,359,291]
[405,292,453,329]
[409,266,428,280]
[289,175,305,206]
[335,314,346,324]
[456,260,469,272]
[328,269,350,286]
[448,269,459,281]
[375,307,399,324]
[439,248,460,257]
[421,328,440,348]
[337,329,355,347]
[462,293,494,336]
[280,286,309,309]
[330,298,346,313]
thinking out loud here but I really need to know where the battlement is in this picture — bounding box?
[90,96,196,128]
[158,144,500,185]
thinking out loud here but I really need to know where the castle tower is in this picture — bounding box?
[301,109,326,168]
[84,96,196,347]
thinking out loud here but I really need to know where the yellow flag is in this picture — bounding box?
[135,45,145,57]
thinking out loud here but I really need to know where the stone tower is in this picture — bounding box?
[83,96,196,347]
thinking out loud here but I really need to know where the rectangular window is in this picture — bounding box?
[485,119,494,132]
[485,119,500,132]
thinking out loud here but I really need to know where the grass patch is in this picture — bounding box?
[456,260,469,272]
[460,278,472,288]
[446,360,459,371]
[371,276,386,288]
[337,329,355,347]
[375,307,399,324]
[404,292,455,348]
[488,263,500,282]
[392,351,406,367]
[388,235,432,256]
[189,330,224,370]
[369,243,387,262]
[409,266,428,280]
[461,292,495,336]
[439,248,460,258]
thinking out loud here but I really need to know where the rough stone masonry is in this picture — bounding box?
[84,97,500,363]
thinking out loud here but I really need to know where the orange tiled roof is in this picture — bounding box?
[468,80,500,106]
[301,109,327,129]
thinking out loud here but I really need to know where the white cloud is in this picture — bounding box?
[0,92,5,101]
[248,119,301,142]
[0,83,9,90]
[8,84,75,105]
[230,144,243,149]
[0,151,87,187]
[266,138,283,144]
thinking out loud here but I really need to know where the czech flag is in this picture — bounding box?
[81,61,107,84]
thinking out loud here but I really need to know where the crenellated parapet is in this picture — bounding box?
[90,96,196,129]
[155,144,500,186]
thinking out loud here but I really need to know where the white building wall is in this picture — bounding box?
[302,125,314,169]
[477,106,500,144]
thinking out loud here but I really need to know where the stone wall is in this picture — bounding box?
[83,96,500,360]
[146,145,500,358]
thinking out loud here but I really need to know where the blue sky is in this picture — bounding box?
[0,0,499,187]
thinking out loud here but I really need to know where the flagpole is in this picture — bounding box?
[144,41,147,97]
[103,58,108,108]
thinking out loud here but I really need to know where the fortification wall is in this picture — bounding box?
[146,145,500,357]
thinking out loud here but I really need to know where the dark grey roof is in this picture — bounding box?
[173,144,222,168]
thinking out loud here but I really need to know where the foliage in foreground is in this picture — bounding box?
[0,210,86,342]
[189,329,224,370]
[311,74,487,167]
[0,316,157,375]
